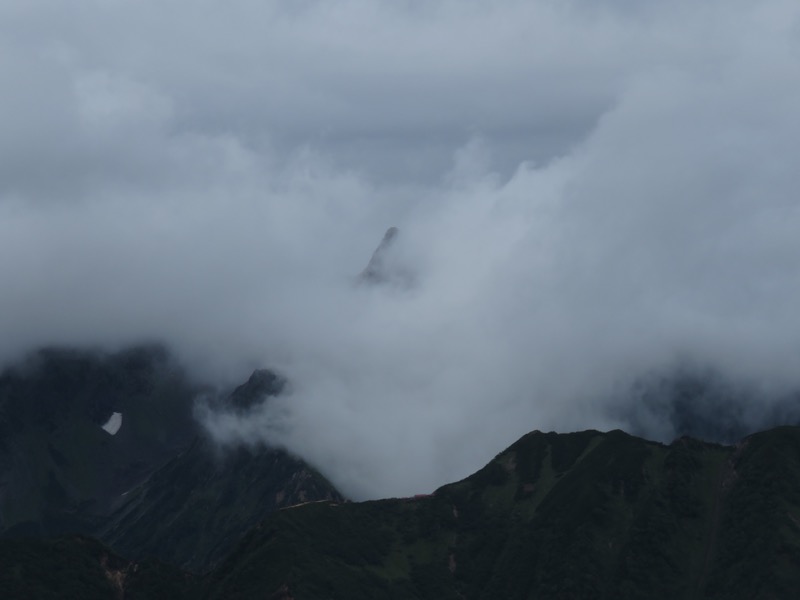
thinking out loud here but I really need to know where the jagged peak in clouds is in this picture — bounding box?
[358,226,416,289]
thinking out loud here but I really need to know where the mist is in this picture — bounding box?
[2,0,800,499]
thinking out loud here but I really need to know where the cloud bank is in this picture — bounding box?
[2,0,800,498]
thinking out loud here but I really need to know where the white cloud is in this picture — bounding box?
[2,0,800,498]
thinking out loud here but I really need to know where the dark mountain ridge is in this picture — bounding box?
[2,425,799,599]
[2,344,800,597]
[198,425,800,599]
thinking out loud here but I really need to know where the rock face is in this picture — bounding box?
[226,368,285,411]
[0,345,201,538]
[0,346,345,573]
[360,227,399,282]
[99,367,344,572]
[98,432,344,572]
[359,227,413,287]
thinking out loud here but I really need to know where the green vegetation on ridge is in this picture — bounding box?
[201,426,800,599]
[2,425,799,599]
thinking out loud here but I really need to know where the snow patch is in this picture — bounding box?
[101,412,123,435]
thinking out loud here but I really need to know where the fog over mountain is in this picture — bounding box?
[2,0,800,499]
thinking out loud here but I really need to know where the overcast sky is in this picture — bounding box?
[2,0,800,499]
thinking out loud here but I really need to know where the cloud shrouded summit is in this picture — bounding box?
[2,0,800,499]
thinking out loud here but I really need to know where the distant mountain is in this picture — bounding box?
[2,425,799,598]
[622,368,800,444]
[98,369,344,571]
[0,347,345,574]
[3,345,799,597]
[358,226,414,287]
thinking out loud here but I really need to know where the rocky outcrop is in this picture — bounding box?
[358,227,414,287]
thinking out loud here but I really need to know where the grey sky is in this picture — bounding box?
[2,0,800,499]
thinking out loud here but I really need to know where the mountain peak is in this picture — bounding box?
[226,369,285,411]
[358,226,412,287]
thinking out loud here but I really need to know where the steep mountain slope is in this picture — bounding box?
[0,349,346,572]
[99,437,343,573]
[2,347,798,598]
[358,226,414,288]
[1,426,797,598]
[202,426,800,599]
[0,346,201,538]
[98,369,344,571]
